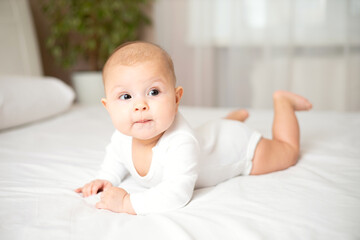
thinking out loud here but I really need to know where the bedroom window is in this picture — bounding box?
[155,0,360,110]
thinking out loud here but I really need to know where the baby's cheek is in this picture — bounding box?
[160,110,177,129]
[111,114,129,133]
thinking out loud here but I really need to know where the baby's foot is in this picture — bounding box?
[273,90,312,111]
[225,109,249,122]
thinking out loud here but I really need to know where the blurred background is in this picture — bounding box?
[2,0,360,111]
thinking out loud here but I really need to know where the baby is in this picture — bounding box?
[75,41,312,215]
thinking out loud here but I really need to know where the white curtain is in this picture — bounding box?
[153,0,360,111]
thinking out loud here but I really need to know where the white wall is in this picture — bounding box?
[0,0,42,76]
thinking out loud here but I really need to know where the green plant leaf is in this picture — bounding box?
[40,0,152,71]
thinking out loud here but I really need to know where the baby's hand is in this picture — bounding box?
[96,186,132,213]
[75,179,112,197]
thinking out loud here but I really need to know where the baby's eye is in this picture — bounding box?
[120,94,132,100]
[148,89,159,96]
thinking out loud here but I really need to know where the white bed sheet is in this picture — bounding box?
[0,105,359,240]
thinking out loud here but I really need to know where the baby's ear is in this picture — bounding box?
[101,98,108,108]
[175,86,183,105]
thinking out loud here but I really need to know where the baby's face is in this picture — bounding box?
[102,60,182,141]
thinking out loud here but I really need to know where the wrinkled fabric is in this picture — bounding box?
[0,105,359,240]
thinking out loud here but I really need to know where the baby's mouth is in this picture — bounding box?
[134,119,152,124]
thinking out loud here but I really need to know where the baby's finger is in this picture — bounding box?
[83,184,92,197]
[74,187,82,193]
[91,183,101,196]
[95,201,107,209]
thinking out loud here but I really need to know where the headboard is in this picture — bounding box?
[0,0,42,76]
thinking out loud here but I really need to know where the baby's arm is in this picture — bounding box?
[93,134,198,215]
[129,135,199,215]
[76,131,129,197]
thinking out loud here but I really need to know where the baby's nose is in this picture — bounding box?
[134,101,149,111]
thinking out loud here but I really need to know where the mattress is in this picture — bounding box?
[0,105,359,239]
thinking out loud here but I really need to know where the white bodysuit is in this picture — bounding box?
[97,112,261,215]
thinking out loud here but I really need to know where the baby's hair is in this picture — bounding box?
[102,41,176,85]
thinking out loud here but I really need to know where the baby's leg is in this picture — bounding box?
[225,109,249,122]
[250,90,312,175]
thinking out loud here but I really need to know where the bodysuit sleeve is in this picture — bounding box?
[130,134,199,215]
[96,131,128,186]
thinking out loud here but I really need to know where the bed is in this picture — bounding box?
[0,92,359,239]
[1,1,359,239]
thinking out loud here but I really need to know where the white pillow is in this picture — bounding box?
[0,75,75,130]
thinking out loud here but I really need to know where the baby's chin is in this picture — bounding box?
[129,128,166,142]
[115,127,159,140]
